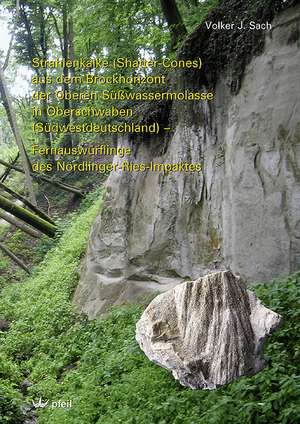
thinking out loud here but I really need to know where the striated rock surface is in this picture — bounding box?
[74,4,300,318]
[136,271,282,390]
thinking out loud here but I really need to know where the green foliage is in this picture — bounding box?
[0,192,299,424]
[0,380,23,423]
[178,0,220,32]
[0,104,18,176]
[0,1,299,422]
[0,107,15,153]
[183,0,297,86]
[75,0,168,61]
[1,0,221,152]
[0,227,57,289]
[0,229,28,288]
[0,189,102,423]
[35,273,300,424]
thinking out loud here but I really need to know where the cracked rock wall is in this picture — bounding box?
[74,5,300,318]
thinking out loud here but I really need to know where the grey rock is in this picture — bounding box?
[0,319,10,332]
[136,271,282,390]
[21,404,37,424]
[74,4,300,318]
[20,379,32,395]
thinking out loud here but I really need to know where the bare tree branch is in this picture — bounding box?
[0,153,19,184]
[0,158,84,197]
[0,193,57,238]
[19,3,41,64]
[0,182,56,224]
[50,10,64,53]
[0,67,37,206]
[2,33,15,71]
[0,209,41,238]
[0,241,31,274]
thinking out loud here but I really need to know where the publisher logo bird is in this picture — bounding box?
[32,397,49,408]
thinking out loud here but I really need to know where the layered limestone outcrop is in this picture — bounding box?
[135,271,282,390]
[74,4,300,318]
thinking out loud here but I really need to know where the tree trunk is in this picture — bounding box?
[0,194,56,237]
[39,4,52,152]
[0,182,55,224]
[0,242,31,274]
[0,67,37,206]
[0,209,41,238]
[0,158,84,197]
[160,0,187,49]
[68,14,80,146]
[62,2,72,148]
[0,153,19,183]
[19,4,53,155]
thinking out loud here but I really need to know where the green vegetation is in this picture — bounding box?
[0,1,299,423]
[0,189,299,423]
[181,0,297,88]
[0,0,220,157]
[0,188,102,422]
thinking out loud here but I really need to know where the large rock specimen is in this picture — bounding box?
[136,271,282,390]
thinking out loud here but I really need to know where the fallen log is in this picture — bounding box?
[0,194,56,237]
[0,209,41,238]
[0,67,37,205]
[0,242,31,274]
[0,152,19,183]
[0,182,55,225]
[0,158,84,197]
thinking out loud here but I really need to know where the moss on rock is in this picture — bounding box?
[179,0,300,91]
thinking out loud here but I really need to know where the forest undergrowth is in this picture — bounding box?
[0,187,299,424]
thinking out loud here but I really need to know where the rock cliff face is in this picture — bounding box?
[74,4,300,318]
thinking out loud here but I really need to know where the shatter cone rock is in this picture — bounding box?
[136,271,281,390]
